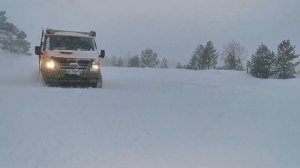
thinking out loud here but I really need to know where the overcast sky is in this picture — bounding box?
[1,0,300,63]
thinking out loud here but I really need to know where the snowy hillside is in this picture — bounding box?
[0,52,300,168]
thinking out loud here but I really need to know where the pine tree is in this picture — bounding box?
[189,53,199,70]
[190,42,218,70]
[223,41,245,70]
[128,55,140,67]
[176,62,182,69]
[117,57,124,67]
[140,48,159,68]
[249,43,275,78]
[111,56,118,66]
[204,41,218,69]
[274,40,298,79]
[160,57,168,69]
[191,44,205,70]
[0,11,30,54]
[0,11,7,23]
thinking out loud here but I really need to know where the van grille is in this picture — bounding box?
[51,57,93,70]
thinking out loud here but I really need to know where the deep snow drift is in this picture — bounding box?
[0,52,300,168]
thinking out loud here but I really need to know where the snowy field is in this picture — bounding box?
[1,52,300,168]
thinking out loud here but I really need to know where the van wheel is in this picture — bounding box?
[91,81,102,88]
[97,81,102,88]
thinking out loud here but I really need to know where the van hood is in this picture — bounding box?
[45,50,99,60]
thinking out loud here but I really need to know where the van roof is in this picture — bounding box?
[44,29,96,38]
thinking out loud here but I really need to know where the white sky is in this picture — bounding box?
[1,0,299,63]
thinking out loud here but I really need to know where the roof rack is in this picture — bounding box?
[46,29,96,37]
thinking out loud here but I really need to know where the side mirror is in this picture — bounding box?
[35,46,41,55]
[99,50,105,58]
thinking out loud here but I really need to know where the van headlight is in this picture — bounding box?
[91,61,99,71]
[46,60,55,69]
[92,64,99,70]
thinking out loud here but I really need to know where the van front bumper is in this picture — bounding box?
[41,68,101,84]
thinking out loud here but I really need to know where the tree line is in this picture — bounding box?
[177,40,298,79]
[104,48,169,69]
[180,41,246,71]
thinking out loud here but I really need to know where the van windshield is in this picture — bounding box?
[45,36,97,51]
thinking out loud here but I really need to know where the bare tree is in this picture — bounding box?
[222,41,246,71]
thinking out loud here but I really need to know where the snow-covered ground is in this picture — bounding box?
[1,52,300,168]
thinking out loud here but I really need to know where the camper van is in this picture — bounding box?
[35,29,105,88]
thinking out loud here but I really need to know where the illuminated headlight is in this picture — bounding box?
[46,60,55,69]
[92,64,99,70]
[91,62,99,71]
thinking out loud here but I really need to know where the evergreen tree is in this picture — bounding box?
[176,62,182,69]
[190,42,218,70]
[140,48,159,68]
[128,55,140,67]
[249,43,275,78]
[204,41,218,69]
[111,56,118,66]
[274,40,298,79]
[0,11,7,23]
[195,44,207,69]
[117,57,124,67]
[192,44,205,70]
[189,52,200,70]
[223,41,245,70]
[160,57,168,69]
[0,11,30,54]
